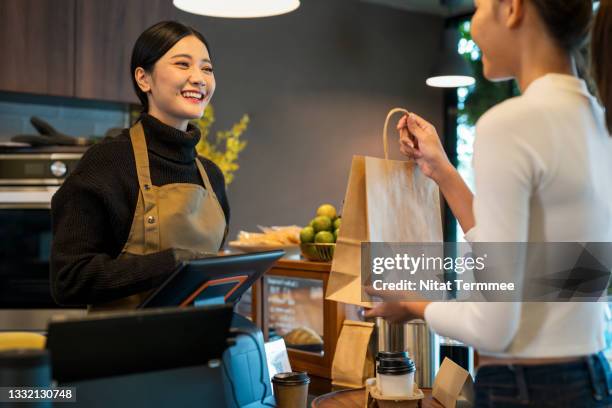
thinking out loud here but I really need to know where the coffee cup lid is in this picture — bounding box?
[376,351,410,361]
[377,357,416,375]
[272,371,310,386]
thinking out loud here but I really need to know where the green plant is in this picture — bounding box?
[193,105,249,185]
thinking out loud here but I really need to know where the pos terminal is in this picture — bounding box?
[46,250,284,408]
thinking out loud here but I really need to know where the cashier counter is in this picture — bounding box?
[2,251,284,408]
[52,311,274,408]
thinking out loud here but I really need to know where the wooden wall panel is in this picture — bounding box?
[75,0,175,103]
[0,0,75,96]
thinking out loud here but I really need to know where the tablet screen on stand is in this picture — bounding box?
[138,250,285,308]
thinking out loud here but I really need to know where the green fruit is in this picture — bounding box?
[315,231,335,244]
[309,218,316,227]
[312,216,333,232]
[300,226,315,243]
[333,229,339,242]
[333,217,341,230]
[316,204,337,220]
[304,245,319,259]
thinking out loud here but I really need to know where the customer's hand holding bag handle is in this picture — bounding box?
[398,110,476,234]
[397,112,453,183]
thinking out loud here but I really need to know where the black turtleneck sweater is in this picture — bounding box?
[50,114,230,306]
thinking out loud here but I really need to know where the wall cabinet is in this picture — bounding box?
[75,0,175,103]
[0,0,75,97]
[0,0,175,103]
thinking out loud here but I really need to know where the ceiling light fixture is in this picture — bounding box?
[173,0,300,18]
[426,26,475,88]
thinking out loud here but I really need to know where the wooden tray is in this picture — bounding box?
[311,388,443,408]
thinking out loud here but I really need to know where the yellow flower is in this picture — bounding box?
[193,105,249,185]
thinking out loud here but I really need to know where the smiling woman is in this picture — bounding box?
[50,21,230,310]
[131,23,215,130]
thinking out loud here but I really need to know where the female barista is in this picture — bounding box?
[50,21,229,309]
[368,0,612,406]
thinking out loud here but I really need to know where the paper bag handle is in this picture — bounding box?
[383,108,410,160]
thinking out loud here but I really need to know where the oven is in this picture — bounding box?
[0,148,88,330]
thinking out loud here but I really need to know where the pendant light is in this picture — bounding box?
[173,0,300,18]
[426,26,475,88]
[426,0,474,88]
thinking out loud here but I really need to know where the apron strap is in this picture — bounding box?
[195,157,227,240]
[195,158,218,201]
[129,122,161,252]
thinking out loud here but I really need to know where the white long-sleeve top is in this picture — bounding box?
[424,74,612,358]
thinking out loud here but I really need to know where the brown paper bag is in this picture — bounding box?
[326,108,443,306]
[432,358,475,408]
[331,320,375,388]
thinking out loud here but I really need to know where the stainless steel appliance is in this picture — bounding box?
[376,318,440,388]
[0,146,89,331]
[375,318,475,387]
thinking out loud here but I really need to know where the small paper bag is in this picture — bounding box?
[331,320,375,388]
[432,358,474,408]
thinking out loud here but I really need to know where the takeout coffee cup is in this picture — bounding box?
[376,351,410,385]
[377,356,416,397]
[0,349,51,388]
[272,371,310,408]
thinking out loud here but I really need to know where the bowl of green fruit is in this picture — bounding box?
[300,204,341,262]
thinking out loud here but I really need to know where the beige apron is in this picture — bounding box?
[90,122,226,310]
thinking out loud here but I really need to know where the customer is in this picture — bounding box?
[592,0,611,134]
[367,0,612,406]
[51,21,229,310]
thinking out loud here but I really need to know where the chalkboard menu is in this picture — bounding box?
[265,276,324,354]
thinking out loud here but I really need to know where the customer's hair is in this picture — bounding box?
[529,1,593,88]
[130,21,211,113]
[529,0,593,53]
[591,0,611,134]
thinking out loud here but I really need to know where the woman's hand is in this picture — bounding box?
[363,286,429,322]
[398,112,476,233]
[364,301,430,323]
[398,113,453,183]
